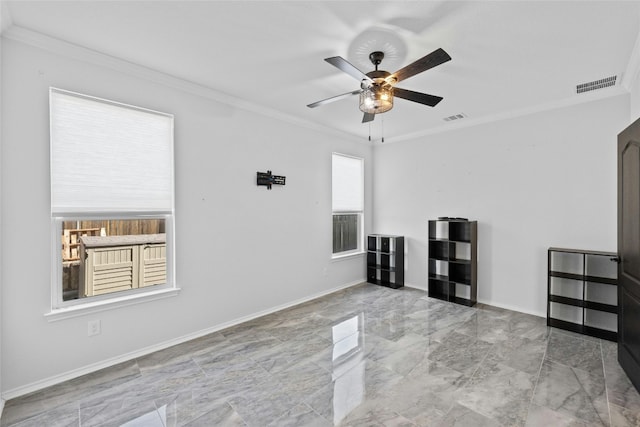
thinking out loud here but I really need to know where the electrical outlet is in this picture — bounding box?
[88,320,101,336]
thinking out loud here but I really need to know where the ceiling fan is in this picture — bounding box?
[307,48,451,123]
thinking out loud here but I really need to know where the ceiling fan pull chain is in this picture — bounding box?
[368,123,371,141]
[381,118,385,143]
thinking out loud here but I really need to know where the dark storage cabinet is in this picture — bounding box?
[367,234,404,289]
[547,247,618,341]
[428,219,477,306]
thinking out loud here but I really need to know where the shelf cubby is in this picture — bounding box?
[367,234,404,289]
[547,247,618,341]
[428,218,477,306]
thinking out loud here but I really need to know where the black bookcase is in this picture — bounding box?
[428,218,477,306]
[547,247,618,341]
[367,234,404,289]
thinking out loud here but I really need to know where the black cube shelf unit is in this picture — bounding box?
[367,234,404,289]
[428,218,477,306]
[547,247,618,341]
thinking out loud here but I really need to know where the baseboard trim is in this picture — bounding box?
[404,282,545,318]
[476,298,545,318]
[404,282,427,292]
[2,279,364,401]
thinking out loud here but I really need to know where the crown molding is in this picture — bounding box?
[2,25,364,144]
[382,85,629,145]
[5,23,638,147]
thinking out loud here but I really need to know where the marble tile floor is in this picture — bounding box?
[2,283,640,426]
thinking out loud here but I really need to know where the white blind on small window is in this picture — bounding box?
[50,88,174,215]
[332,153,363,212]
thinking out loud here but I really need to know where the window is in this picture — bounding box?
[49,88,175,314]
[332,153,364,256]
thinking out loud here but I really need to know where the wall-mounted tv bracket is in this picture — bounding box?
[257,170,286,190]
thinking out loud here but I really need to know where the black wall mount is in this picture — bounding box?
[257,170,286,190]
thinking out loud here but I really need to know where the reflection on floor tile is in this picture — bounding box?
[2,283,640,426]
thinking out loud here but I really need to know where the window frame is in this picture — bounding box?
[47,88,178,320]
[331,152,364,259]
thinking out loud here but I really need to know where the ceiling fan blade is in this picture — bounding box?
[394,87,443,107]
[307,90,361,108]
[325,56,374,84]
[362,112,375,123]
[390,48,451,83]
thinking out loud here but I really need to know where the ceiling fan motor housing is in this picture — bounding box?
[369,51,385,68]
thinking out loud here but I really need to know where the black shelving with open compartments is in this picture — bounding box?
[367,234,404,289]
[428,218,477,306]
[547,247,618,341]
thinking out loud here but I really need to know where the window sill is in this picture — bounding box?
[45,287,181,322]
[332,251,365,261]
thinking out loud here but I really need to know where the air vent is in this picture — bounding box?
[443,113,467,122]
[576,76,617,94]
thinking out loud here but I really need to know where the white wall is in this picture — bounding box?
[631,62,640,122]
[0,38,372,396]
[629,14,640,123]
[0,3,5,413]
[372,95,629,316]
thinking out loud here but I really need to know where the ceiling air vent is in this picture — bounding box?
[443,113,467,122]
[576,76,617,94]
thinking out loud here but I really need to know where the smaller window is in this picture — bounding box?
[333,214,359,253]
[332,153,364,256]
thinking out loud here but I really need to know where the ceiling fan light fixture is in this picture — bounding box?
[359,85,394,114]
[309,47,450,123]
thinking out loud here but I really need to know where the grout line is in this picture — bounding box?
[153,400,168,427]
[600,339,613,427]
[303,401,333,426]
[524,326,551,421]
[541,330,611,425]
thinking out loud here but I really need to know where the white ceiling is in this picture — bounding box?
[3,1,640,143]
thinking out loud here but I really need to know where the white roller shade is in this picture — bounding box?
[50,88,174,215]
[332,153,363,212]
